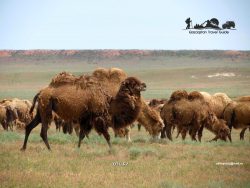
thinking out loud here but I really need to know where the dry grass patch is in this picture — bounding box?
[0,126,250,188]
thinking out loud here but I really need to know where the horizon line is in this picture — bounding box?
[0,49,249,52]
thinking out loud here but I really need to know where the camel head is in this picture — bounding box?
[120,77,146,96]
[217,119,231,142]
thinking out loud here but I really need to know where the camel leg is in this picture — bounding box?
[172,125,176,134]
[138,123,141,131]
[6,122,9,131]
[228,133,232,143]
[102,130,111,149]
[160,125,167,139]
[209,135,219,142]
[74,124,80,137]
[40,120,51,150]
[21,113,41,151]
[55,123,59,132]
[62,122,67,134]
[166,125,173,141]
[198,125,204,142]
[190,127,198,141]
[181,129,187,140]
[125,127,131,142]
[1,121,7,131]
[78,127,85,148]
[240,128,247,140]
[11,122,14,131]
[94,117,111,149]
[5,122,10,131]
[68,122,73,135]
[78,115,92,148]
[59,125,61,132]
[8,122,13,131]
[176,126,183,138]
[176,130,181,139]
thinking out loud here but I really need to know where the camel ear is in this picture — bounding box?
[124,79,131,85]
[121,80,132,91]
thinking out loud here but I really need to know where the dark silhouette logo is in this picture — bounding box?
[185,18,236,30]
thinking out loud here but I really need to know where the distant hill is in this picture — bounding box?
[0,50,250,62]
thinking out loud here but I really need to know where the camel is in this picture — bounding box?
[21,76,146,151]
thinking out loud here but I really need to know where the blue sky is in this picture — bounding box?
[0,0,249,50]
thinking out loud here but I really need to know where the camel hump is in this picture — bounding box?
[49,72,77,87]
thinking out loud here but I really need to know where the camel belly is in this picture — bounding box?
[39,86,89,121]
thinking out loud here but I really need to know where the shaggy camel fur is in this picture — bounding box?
[161,90,231,142]
[1,98,33,126]
[52,112,80,136]
[48,111,79,136]
[92,68,164,139]
[223,101,250,140]
[148,98,167,110]
[0,105,8,130]
[172,99,209,141]
[234,96,250,139]
[235,96,250,102]
[239,127,250,140]
[53,113,63,132]
[200,92,232,118]
[204,117,231,142]
[0,104,18,131]
[21,75,146,151]
[160,90,188,140]
[176,91,231,142]
[137,100,164,138]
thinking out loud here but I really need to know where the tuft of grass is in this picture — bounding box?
[0,131,22,142]
[233,181,250,188]
[28,133,42,143]
[129,147,158,160]
[49,133,77,144]
[111,137,132,146]
[82,134,107,145]
[129,147,141,160]
[133,137,148,143]
[111,137,123,145]
[75,144,116,158]
[207,180,225,188]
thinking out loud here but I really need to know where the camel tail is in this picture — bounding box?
[29,91,40,114]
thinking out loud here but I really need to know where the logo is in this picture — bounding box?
[184,17,236,34]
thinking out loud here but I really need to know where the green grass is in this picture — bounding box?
[0,126,250,188]
[1,57,250,100]
[0,131,22,142]
[0,53,250,187]
[159,181,184,188]
[129,147,158,160]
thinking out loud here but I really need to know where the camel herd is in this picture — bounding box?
[0,68,249,151]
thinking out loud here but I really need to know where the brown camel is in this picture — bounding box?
[21,76,146,151]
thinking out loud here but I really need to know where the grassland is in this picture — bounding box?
[0,50,250,187]
[0,126,250,188]
[0,50,250,100]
